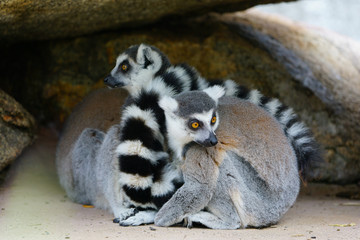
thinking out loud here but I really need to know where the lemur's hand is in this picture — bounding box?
[113,207,138,223]
[118,210,157,226]
[154,202,184,227]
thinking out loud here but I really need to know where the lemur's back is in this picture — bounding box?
[56,88,128,199]
[215,97,298,190]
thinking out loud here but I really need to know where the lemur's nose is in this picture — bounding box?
[104,74,113,84]
[104,74,124,88]
[209,135,218,146]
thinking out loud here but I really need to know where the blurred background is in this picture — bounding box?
[256,0,360,41]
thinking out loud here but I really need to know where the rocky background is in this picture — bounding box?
[0,0,359,184]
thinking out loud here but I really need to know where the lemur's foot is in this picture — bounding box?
[119,210,156,226]
[113,208,139,223]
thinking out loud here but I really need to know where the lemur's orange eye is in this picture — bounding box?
[189,119,201,130]
[121,64,128,72]
[211,116,216,124]
[191,122,199,129]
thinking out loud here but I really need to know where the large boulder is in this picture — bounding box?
[0,10,359,184]
[0,89,36,172]
[0,0,293,42]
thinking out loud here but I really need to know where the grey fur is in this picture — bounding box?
[175,91,217,117]
[55,88,127,209]
[67,124,151,221]
[156,90,300,229]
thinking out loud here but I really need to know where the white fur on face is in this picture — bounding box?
[125,60,153,96]
[164,112,193,160]
[112,54,128,76]
[110,54,132,87]
[190,109,219,144]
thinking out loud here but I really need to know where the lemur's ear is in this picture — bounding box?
[203,85,225,104]
[159,96,179,114]
[136,44,162,72]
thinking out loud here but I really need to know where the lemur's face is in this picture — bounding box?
[160,105,219,149]
[159,86,225,149]
[104,44,168,94]
[183,109,219,147]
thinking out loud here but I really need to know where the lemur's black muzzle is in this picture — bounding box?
[197,132,218,147]
[104,75,124,88]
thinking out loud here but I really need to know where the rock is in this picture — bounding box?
[0,0,292,42]
[0,89,36,172]
[0,11,359,183]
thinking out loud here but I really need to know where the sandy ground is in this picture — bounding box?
[0,129,359,240]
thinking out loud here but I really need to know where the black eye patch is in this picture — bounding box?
[118,60,131,73]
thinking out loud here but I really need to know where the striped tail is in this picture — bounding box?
[116,89,182,209]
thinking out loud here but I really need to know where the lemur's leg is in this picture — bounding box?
[118,210,157,226]
[72,128,105,161]
[70,128,105,203]
[154,180,215,227]
[187,211,240,230]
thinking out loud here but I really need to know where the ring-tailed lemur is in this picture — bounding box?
[154,86,300,229]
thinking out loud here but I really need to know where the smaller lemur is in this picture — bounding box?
[154,86,301,229]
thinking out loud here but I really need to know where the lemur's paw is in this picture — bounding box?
[114,208,139,222]
[119,210,156,226]
[154,212,178,227]
[183,217,193,229]
[154,202,185,227]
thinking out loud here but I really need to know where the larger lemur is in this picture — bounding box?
[155,86,299,229]
[57,44,319,226]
